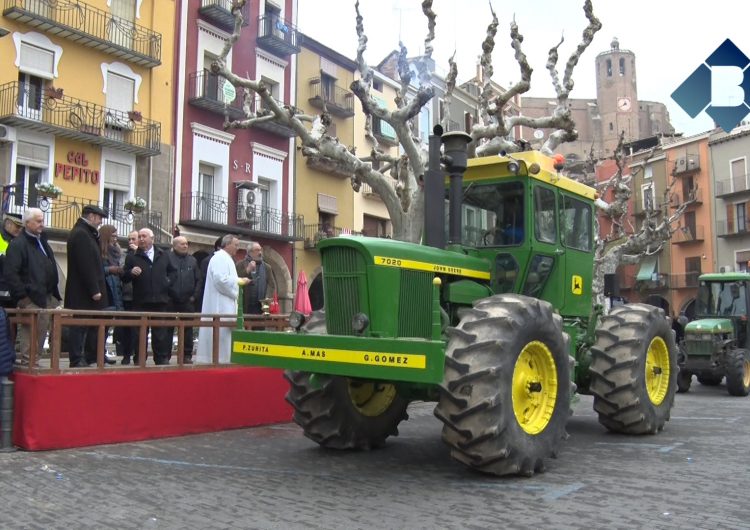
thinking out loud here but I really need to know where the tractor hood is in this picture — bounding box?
[318,236,491,281]
[685,318,733,335]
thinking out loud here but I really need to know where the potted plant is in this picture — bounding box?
[35,182,63,200]
[124,196,147,213]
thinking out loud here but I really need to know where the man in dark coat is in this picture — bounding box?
[124,228,174,365]
[5,208,62,366]
[0,213,23,309]
[64,205,109,368]
[236,241,267,314]
[166,236,201,363]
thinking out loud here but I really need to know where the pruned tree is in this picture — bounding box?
[592,132,697,308]
[213,0,602,243]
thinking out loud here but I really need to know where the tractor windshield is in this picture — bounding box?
[462,181,524,247]
[697,281,748,317]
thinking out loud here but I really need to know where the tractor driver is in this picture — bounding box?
[721,282,746,317]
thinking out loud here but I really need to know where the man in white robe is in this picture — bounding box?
[196,235,249,364]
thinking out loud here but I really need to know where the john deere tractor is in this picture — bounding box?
[231,128,678,477]
[677,272,750,396]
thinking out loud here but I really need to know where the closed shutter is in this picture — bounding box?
[19,43,54,78]
[16,141,49,167]
[320,57,338,78]
[104,161,131,192]
[727,204,735,232]
[106,72,134,112]
[317,193,337,214]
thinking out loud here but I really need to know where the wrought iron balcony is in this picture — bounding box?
[672,225,704,244]
[4,190,165,243]
[0,81,161,156]
[188,70,245,120]
[3,0,162,67]
[715,174,750,197]
[198,0,249,32]
[670,272,700,289]
[256,14,301,56]
[717,220,750,238]
[308,77,354,118]
[302,223,361,249]
[180,192,304,241]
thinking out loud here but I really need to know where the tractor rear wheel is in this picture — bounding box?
[434,294,572,477]
[590,304,677,434]
[283,311,410,449]
[697,374,723,386]
[725,349,750,397]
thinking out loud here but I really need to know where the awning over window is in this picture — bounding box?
[636,255,658,281]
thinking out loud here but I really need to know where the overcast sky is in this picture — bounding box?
[297,0,750,136]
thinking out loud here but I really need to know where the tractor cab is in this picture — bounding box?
[692,274,750,346]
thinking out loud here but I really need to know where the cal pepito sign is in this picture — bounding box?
[55,151,99,185]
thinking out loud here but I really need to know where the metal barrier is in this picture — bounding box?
[7,308,289,374]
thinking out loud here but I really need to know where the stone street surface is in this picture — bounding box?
[3,381,750,529]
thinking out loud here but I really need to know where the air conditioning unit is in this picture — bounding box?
[236,190,256,224]
[686,158,698,170]
[676,158,686,169]
[720,265,734,273]
[0,125,16,143]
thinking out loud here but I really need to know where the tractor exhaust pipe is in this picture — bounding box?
[442,131,473,246]
[423,125,446,249]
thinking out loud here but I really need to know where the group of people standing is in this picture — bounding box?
[0,206,269,369]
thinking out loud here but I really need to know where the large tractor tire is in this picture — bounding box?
[697,374,723,386]
[590,304,677,434]
[725,349,750,397]
[434,294,572,477]
[283,311,410,450]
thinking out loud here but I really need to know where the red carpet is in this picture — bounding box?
[10,368,293,451]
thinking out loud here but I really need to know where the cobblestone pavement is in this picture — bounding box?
[2,381,750,529]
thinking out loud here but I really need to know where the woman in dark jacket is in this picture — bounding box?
[100,224,124,364]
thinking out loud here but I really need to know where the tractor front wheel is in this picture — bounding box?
[590,304,678,434]
[677,370,692,393]
[434,294,572,477]
[284,311,410,449]
[725,349,750,397]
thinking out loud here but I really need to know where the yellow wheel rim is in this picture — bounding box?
[645,336,670,405]
[348,380,397,417]
[512,341,558,435]
[743,360,750,388]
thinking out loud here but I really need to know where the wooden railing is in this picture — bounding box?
[8,308,289,374]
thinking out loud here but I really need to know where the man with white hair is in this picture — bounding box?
[124,228,174,365]
[4,208,61,366]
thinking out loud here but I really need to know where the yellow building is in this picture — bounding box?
[294,35,357,306]
[0,0,176,275]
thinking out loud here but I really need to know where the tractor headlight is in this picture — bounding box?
[352,312,370,334]
[289,311,306,331]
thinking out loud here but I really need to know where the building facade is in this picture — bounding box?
[174,0,300,310]
[0,0,177,276]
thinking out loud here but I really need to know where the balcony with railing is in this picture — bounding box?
[672,225,704,244]
[670,187,702,208]
[302,223,362,249]
[186,73,295,137]
[672,153,700,175]
[632,188,665,217]
[670,272,700,289]
[3,0,162,67]
[256,14,301,56]
[4,189,165,243]
[198,0,249,31]
[0,81,161,156]
[180,192,304,241]
[636,273,670,291]
[715,174,750,197]
[717,219,750,238]
[307,78,354,118]
[188,70,245,120]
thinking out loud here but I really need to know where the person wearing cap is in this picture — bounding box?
[64,204,109,368]
[0,212,23,308]
[5,208,62,367]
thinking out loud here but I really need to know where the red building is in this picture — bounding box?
[173,0,302,310]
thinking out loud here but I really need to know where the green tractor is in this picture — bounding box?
[231,129,678,476]
[677,272,750,396]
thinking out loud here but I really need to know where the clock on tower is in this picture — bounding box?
[617,97,632,112]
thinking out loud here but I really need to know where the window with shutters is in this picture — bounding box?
[197,163,216,222]
[15,140,49,207]
[730,158,747,192]
[106,72,134,112]
[641,183,655,211]
[17,72,44,120]
[103,160,132,216]
[109,0,136,50]
[737,203,747,233]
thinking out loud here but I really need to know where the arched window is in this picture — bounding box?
[606,59,612,77]
[619,58,625,76]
